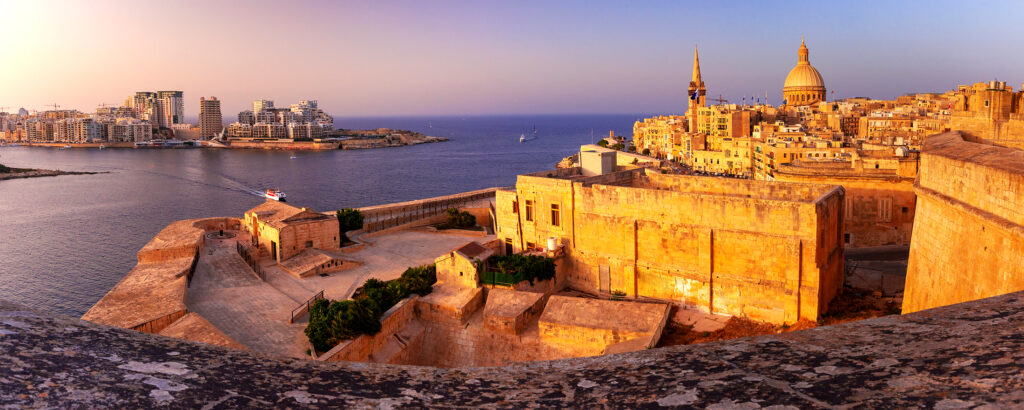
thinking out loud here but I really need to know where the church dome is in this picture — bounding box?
[784,63,825,90]
[782,39,826,106]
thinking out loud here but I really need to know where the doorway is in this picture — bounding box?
[270,240,278,261]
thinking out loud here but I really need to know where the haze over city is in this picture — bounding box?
[2,0,1023,117]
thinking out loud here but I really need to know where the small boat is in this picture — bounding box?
[519,133,526,143]
[99,145,106,150]
[264,189,287,202]
[289,155,297,159]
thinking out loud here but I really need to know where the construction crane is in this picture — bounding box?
[0,107,10,114]
[709,95,728,105]
[45,103,60,111]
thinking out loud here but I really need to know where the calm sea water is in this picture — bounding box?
[0,115,642,316]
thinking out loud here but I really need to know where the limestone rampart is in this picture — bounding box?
[903,131,1024,313]
[83,218,240,334]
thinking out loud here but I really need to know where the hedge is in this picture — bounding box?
[305,264,436,352]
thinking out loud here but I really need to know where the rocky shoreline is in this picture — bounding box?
[0,168,105,181]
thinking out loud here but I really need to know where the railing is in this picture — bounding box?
[290,290,325,324]
[357,187,504,233]
[236,242,266,282]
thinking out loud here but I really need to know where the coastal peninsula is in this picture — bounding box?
[0,163,103,181]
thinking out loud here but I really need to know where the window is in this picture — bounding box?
[844,233,851,244]
[525,200,534,222]
[305,240,313,248]
[551,203,561,227]
[526,242,536,250]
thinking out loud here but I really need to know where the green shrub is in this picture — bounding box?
[437,208,476,230]
[596,139,609,147]
[486,254,555,285]
[336,208,364,242]
[611,143,625,151]
[305,264,437,352]
[642,148,651,156]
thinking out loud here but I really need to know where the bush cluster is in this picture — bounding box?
[305,264,436,352]
[437,208,476,230]
[487,254,556,285]
[336,208,364,242]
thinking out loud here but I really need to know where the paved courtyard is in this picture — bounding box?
[184,229,492,358]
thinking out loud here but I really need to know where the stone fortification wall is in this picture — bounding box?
[83,218,239,334]
[8,291,1024,407]
[356,187,501,233]
[903,131,1024,313]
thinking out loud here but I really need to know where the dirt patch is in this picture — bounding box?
[658,288,899,347]
[820,287,901,326]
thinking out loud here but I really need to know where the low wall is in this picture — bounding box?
[903,131,1024,313]
[317,296,419,362]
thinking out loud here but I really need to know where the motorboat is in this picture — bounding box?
[519,133,526,143]
[264,189,287,202]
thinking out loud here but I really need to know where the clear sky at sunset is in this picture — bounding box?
[1,0,1022,118]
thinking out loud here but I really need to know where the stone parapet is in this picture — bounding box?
[5,290,1024,407]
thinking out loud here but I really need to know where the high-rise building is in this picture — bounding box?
[253,99,274,113]
[157,91,184,124]
[238,110,255,125]
[199,97,223,139]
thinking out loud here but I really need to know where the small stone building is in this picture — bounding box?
[243,201,340,263]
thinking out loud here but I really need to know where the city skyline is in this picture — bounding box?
[2,0,1023,117]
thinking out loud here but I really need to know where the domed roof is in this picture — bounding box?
[784,64,825,89]
[783,39,825,90]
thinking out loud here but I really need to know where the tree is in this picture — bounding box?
[336,208,364,243]
[628,145,636,152]
[611,143,625,151]
[642,148,651,156]
[596,139,609,148]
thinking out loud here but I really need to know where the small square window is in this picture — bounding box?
[305,241,313,248]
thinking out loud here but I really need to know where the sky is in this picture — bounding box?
[1,0,1023,118]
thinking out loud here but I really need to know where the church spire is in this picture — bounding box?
[692,45,702,84]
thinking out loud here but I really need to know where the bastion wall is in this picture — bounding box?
[903,131,1024,313]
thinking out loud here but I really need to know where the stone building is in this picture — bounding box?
[494,162,845,325]
[782,39,826,106]
[242,201,340,263]
[771,152,919,248]
[948,81,1024,149]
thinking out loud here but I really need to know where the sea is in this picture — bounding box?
[0,114,643,316]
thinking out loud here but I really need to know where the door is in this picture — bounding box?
[270,240,278,261]
[599,265,610,293]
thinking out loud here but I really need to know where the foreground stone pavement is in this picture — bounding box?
[2,292,1023,408]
